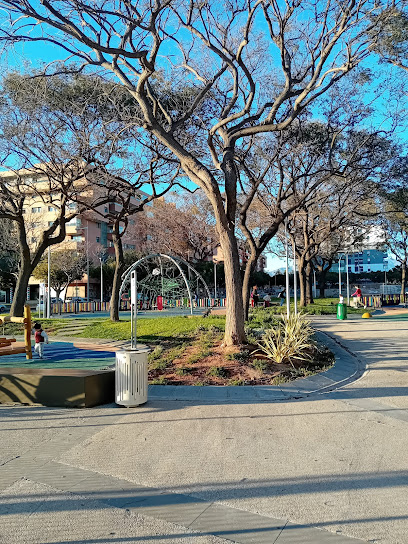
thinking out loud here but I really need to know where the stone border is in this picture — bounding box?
[148,328,367,403]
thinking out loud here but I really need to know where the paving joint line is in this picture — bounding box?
[20,459,364,543]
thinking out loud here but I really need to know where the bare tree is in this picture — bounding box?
[0,71,133,316]
[0,0,395,342]
[138,193,218,261]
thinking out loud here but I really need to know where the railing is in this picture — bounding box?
[362,295,382,308]
[380,294,406,306]
[51,301,111,314]
[50,298,227,314]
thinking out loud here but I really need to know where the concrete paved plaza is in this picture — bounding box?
[0,314,407,543]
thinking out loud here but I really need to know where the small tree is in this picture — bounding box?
[33,249,87,301]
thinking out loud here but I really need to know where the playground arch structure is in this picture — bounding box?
[119,254,212,314]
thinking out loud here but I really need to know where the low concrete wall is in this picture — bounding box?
[0,367,115,407]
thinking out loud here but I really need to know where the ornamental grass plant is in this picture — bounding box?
[257,313,315,368]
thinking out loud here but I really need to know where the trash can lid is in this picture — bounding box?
[116,344,150,354]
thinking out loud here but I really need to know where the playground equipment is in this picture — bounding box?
[0,305,32,359]
[119,254,211,315]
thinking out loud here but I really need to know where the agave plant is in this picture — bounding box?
[257,313,315,368]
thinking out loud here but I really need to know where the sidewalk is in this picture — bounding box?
[1,315,408,543]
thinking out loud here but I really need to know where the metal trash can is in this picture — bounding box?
[115,347,150,407]
[337,303,347,320]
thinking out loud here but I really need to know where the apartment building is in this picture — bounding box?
[0,167,146,301]
[330,227,388,274]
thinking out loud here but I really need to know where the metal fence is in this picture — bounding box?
[50,298,227,314]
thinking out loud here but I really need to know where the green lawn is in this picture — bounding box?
[77,315,226,342]
[0,317,76,337]
[261,297,366,315]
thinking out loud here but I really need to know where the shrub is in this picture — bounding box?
[150,376,167,385]
[175,366,193,375]
[247,308,278,329]
[229,378,245,386]
[252,359,268,373]
[271,374,290,385]
[148,345,164,362]
[257,313,315,367]
[226,350,251,362]
[207,365,229,378]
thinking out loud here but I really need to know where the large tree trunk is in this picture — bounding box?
[242,251,258,321]
[401,259,407,302]
[11,258,33,317]
[319,269,328,298]
[305,263,314,305]
[298,257,306,307]
[219,228,246,346]
[110,230,125,322]
[11,222,33,317]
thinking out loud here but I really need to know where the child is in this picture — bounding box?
[352,285,366,308]
[33,322,49,359]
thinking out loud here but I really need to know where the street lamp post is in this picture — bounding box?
[213,258,217,300]
[338,253,350,305]
[313,270,317,300]
[99,256,104,303]
[292,239,298,315]
[284,219,290,318]
[338,256,342,297]
[46,245,51,318]
[77,224,89,302]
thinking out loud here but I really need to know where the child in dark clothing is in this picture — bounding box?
[33,322,49,359]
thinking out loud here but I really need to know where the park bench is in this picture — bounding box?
[0,305,32,359]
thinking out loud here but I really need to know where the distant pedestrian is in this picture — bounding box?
[352,285,366,308]
[250,286,259,307]
[278,288,286,307]
[263,293,271,307]
[33,322,49,359]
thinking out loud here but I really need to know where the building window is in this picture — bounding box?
[104,206,108,213]
[96,222,101,228]
[48,221,54,227]
[96,237,100,243]
[107,225,113,233]
[68,203,76,210]
[72,235,83,242]
[31,207,42,213]
[48,206,55,212]
[109,241,114,247]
